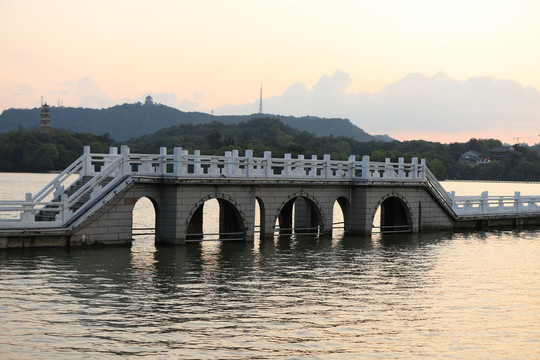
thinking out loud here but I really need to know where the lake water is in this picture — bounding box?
[0,173,539,359]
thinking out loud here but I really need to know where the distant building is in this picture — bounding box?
[144,95,154,105]
[459,150,481,166]
[40,103,51,128]
[459,150,490,167]
[489,146,514,161]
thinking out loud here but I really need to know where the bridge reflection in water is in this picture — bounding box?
[1,146,540,249]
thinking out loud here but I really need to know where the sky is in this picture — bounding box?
[2,0,540,144]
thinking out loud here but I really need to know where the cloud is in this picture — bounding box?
[72,77,114,108]
[7,84,35,97]
[215,71,540,142]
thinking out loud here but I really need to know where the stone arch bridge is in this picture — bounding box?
[1,146,540,248]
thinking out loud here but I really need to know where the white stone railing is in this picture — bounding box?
[119,147,427,181]
[0,146,428,229]
[450,191,540,215]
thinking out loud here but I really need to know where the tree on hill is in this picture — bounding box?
[1,118,539,181]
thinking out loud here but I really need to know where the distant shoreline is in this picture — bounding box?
[443,179,540,184]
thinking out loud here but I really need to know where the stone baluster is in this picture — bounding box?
[20,193,34,224]
[173,147,183,176]
[411,157,418,179]
[193,150,201,175]
[324,154,331,178]
[481,191,488,213]
[384,158,391,179]
[245,150,253,177]
[159,147,167,174]
[398,157,404,178]
[311,155,318,177]
[284,153,291,176]
[362,155,370,179]
[224,151,232,176]
[347,155,355,179]
[296,155,304,177]
[107,147,119,176]
[82,146,91,177]
[264,151,272,177]
[231,149,239,176]
[120,145,130,176]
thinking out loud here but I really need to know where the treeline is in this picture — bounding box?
[1,117,540,181]
[0,129,114,172]
[125,118,540,181]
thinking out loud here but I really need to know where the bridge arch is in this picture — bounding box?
[185,193,248,241]
[275,192,326,236]
[132,196,159,240]
[373,192,414,234]
[333,196,349,235]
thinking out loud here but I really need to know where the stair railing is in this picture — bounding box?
[31,152,87,203]
[61,152,126,223]
[425,167,457,219]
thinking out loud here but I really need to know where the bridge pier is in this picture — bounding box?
[347,187,374,236]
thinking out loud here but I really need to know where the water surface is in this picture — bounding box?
[0,174,539,359]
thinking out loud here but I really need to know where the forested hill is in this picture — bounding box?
[0,103,392,142]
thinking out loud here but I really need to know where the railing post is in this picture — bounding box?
[297,155,305,178]
[224,151,232,176]
[232,149,239,176]
[515,191,521,212]
[194,150,201,175]
[398,157,404,178]
[61,193,69,223]
[120,145,130,176]
[284,153,291,176]
[264,151,272,177]
[311,155,318,177]
[324,154,331,178]
[159,147,167,175]
[107,147,119,175]
[411,157,418,179]
[420,158,426,180]
[385,158,391,179]
[182,149,189,175]
[348,155,355,179]
[82,146,91,177]
[245,150,253,177]
[481,191,488,214]
[20,193,34,224]
[362,155,370,179]
[173,147,183,176]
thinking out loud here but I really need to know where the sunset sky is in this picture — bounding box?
[2,0,540,144]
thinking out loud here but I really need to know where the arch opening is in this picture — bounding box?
[373,196,412,234]
[186,198,246,241]
[332,197,348,237]
[276,196,322,236]
[132,196,158,246]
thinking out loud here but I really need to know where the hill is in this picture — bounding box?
[0,103,393,142]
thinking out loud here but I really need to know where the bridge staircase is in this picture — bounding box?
[34,176,116,222]
[425,168,458,220]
